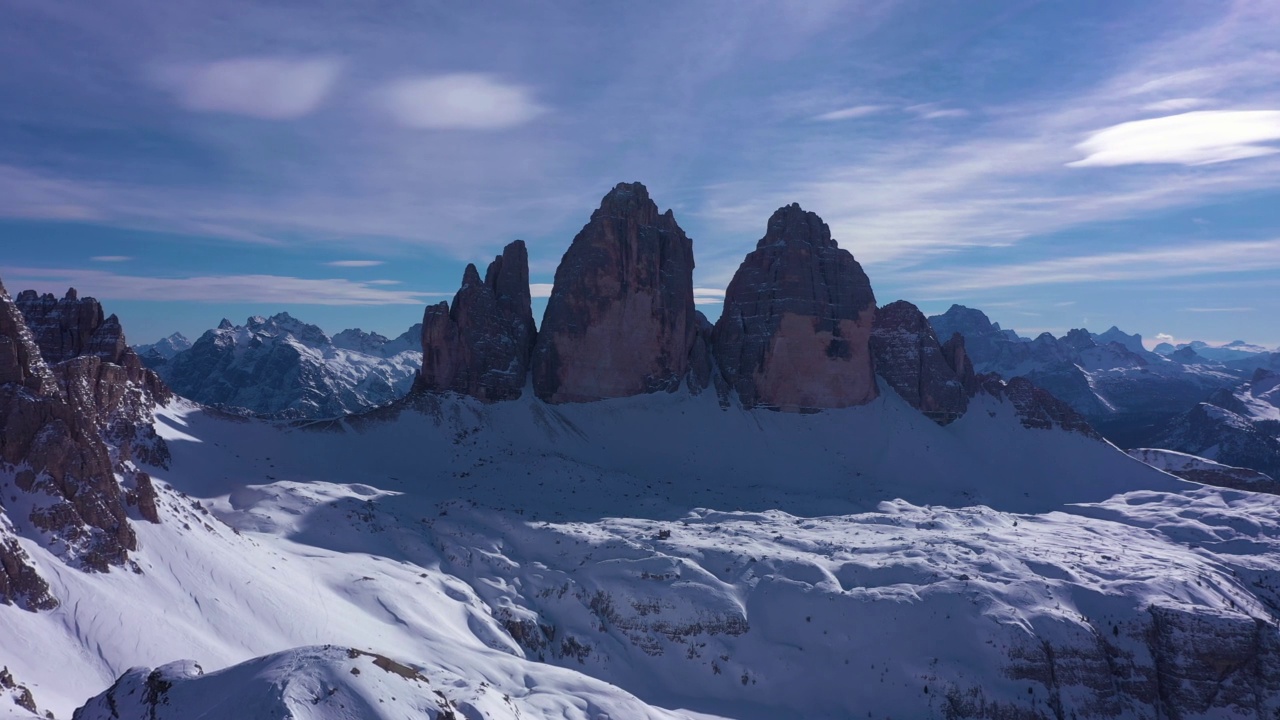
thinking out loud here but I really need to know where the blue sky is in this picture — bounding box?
[1,0,1278,348]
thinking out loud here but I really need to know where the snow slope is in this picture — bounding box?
[8,385,1280,718]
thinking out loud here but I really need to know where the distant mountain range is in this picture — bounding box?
[928,304,1280,479]
[134,314,422,419]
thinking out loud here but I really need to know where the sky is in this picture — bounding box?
[1,0,1278,349]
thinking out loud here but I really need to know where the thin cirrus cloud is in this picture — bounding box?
[1069,110,1280,167]
[159,57,343,120]
[325,260,384,267]
[813,105,888,121]
[378,73,546,130]
[1182,307,1255,313]
[91,255,131,262]
[0,267,445,306]
[1142,97,1209,112]
[901,238,1280,294]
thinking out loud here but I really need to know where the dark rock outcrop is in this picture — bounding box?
[980,375,1101,438]
[532,183,697,403]
[871,300,972,424]
[15,288,130,365]
[417,240,537,401]
[1,281,169,587]
[713,204,877,411]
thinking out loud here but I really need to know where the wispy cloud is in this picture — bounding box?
[907,103,969,120]
[1142,97,1209,112]
[325,260,384,267]
[529,283,554,298]
[900,238,1280,294]
[157,57,343,120]
[1068,111,1280,167]
[379,73,546,130]
[91,255,131,262]
[693,287,726,305]
[1182,306,1255,313]
[0,267,446,305]
[813,105,888,121]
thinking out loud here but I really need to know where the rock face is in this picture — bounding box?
[1,282,168,597]
[981,375,1101,438]
[713,204,877,411]
[532,183,697,403]
[14,288,130,365]
[417,240,537,402]
[871,300,973,424]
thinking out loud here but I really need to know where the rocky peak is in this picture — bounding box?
[14,288,128,366]
[1,278,168,596]
[418,240,537,402]
[712,203,877,411]
[871,300,972,424]
[0,282,56,395]
[531,183,697,403]
[1062,328,1097,352]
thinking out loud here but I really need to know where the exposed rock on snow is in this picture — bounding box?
[1128,447,1280,493]
[1,281,164,581]
[1154,370,1280,480]
[713,203,877,411]
[871,300,973,424]
[133,332,191,371]
[532,182,698,403]
[417,240,537,401]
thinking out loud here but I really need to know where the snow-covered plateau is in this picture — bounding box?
[6,384,1280,719]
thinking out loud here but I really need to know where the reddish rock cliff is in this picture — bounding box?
[532,183,697,403]
[713,204,877,411]
[418,240,537,401]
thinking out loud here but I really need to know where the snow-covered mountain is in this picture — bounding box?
[1151,369,1280,482]
[929,305,1245,448]
[8,185,1280,720]
[132,332,191,369]
[14,388,1280,720]
[155,314,422,419]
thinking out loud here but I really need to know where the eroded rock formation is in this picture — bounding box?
[1,282,169,596]
[418,240,537,401]
[871,300,974,424]
[713,204,877,411]
[531,183,697,403]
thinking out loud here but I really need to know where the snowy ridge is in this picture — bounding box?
[156,314,422,419]
[6,383,1280,718]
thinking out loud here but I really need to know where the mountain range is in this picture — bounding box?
[3,182,1280,718]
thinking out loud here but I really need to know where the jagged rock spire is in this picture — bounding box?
[531,182,697,403]
[418,240,537,401]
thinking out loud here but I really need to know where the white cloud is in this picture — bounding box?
[813,105,888,121]
[91,255,130,262]
[693,287,726,305]
[900,238,1280,294]
[1142,97,1209,112]
[1155,333,1175,342]
[325,260,384,267]
[162,57,342,120]
[0,266,446,306]
[1182,306,1255,313]
[529,283,554,298]
[907,104,969,120]
[380,73,545,130]
[1069,110,1280,167]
